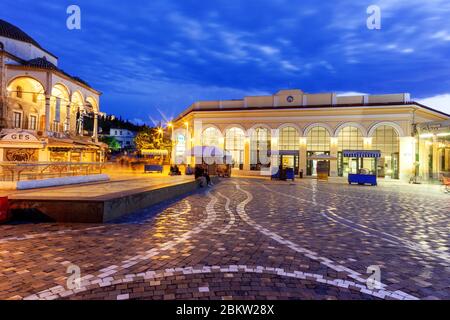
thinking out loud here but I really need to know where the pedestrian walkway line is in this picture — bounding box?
[216,192,236,234]
[29,265,403,300]
[22,191,220,301]
[261,183,450,264]
[234,183,419,300]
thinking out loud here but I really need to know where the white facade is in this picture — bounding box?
[109,128,136,149]
[0,19,105,163]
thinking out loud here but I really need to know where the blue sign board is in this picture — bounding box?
[343,150,381,158]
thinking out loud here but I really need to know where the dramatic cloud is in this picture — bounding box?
[3,0,450,122]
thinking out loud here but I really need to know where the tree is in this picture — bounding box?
[100,136,121,152]
[134,127,171,152]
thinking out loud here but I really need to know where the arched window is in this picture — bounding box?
[16,86,23,99]
[337,126,364,151]
[250,127,271,170]
[225,127,245,169]
[307,127,330,151]
[337,126,364,177]
[372,125,400,179]
[306,127,331,176]
[279,127,299,151]
[202,127,221,147]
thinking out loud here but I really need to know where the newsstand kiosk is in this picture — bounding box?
[344,150,381,186]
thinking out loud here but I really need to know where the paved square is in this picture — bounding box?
[0,178,449,300]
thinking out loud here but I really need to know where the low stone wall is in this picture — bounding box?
[9,176,220,223]
[0,174,110,190]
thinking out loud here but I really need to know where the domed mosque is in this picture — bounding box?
[0,19,105,163]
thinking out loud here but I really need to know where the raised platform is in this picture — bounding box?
[7,176,213,223]
[0,174,110,190]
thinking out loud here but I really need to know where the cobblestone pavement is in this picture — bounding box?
[0,178,449,300]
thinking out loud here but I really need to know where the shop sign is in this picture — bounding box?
[343,150,381,158]
[1,132,40,143]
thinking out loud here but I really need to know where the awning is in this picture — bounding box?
[277,150,300,156]
[307,154,338,161]
[47,138,75,148]
[141,149,169,156]
[343,150,381,158]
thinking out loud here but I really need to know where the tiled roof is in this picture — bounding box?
[0,19,42,48]
[24,57,59,70]
[23,57,91,88]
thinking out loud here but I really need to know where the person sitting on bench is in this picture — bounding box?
[195,165,207,187]
[169,165,181,176]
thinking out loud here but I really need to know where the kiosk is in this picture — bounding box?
[306,154,337,181]
[344,150,381,186]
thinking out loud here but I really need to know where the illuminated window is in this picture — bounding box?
[250,127,271,169]
[202,127,221,147]
[337,126,364,151]
[13,112,22,128]
[372,125,400,179]
[29,115,37,130]
[225,127,245,169]
[372,126,399,155]
[279,127,299,151]
[307,127,330,151]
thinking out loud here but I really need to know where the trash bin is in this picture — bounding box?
[299,169,304,179]
[0,196,9,223]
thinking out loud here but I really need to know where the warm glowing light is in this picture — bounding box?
[436,132,450,137]
[330,137,338,145]
[167,122,173,128]
[158,128,164,134]
[363,137,373,145]
[184,122,189,127]
[419,133,434,139]
[299,137,307,145]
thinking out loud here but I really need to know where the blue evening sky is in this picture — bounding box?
[2,0,450,125]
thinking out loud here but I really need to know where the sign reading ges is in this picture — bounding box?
[1,132,40,143]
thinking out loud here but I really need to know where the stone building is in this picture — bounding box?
[172,89,450,181]
[0,19,105,163]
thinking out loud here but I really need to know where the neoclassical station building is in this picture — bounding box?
[0,19,104,163]
[173,89,450,181]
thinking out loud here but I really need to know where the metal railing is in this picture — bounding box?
[0,162,105,181]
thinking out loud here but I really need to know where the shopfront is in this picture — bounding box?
[417,120,450,180]
[171,89,449,181]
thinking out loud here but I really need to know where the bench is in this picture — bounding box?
[144,165,163,173]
